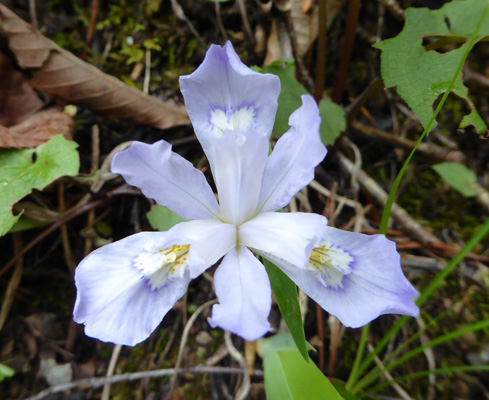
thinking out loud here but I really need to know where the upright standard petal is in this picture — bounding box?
[239,211,327,268]
[74,232,193,346]
[179,41,281,149]
[112,141,220,220]
[206,129,269,224]
[268,228,419,328]
[208,246,272,341]
[258,95,327,213]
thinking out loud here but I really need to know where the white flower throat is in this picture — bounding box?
[134,245,190,290]
[210,106,255,137]
[307,241,353,289]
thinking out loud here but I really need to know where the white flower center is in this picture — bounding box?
[134,244,190,290]
[307,241,353,289]
[210,106,255,137]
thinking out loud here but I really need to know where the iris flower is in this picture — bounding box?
[74,42,419,346]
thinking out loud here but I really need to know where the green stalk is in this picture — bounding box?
[367,365,489,394]
[353,319,489,393]
[351,215,489,393]
[346,2,489,391]
[379,0,489,234]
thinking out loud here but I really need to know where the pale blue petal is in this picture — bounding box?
[179,41,280,152]
[208,246,272,341]
[111,140,220,220]
[206,129,269,224]
[73,232,191,346]
[266,228,419,328]
[239,211,327,268]
[258,95,327,213]
[169,219,237,279]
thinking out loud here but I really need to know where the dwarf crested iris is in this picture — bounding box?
[73,42,419,346]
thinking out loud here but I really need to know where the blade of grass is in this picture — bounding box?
[346,297,460,391]
[367,365,489,394]
[263,258,309,362]
[346,3,489,390]
[354,299,464,390]
[350,214,489,393]
[379,0,489,234]
[353,318,489,393]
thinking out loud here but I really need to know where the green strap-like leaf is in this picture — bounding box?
[259,334,343,400]
[263,258,309,362]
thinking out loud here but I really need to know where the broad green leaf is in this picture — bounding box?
[432,162,478,197]
[259,61,345,144]
[259,61,306,135]
[8,216,49,233]
[375,0,489,134]
[318,99,346,145]
[0,135,80,236]
[146,204,185,231]
[0,363,15,381]
[263,258,308,362]
[258,334,343,400]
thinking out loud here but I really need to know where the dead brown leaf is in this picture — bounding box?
[0,107,73,148]
[0,4,190,130]
[264,0,345,64]
[0,53,44,126]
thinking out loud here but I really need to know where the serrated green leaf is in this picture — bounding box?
[432,162,478,197]
[259,334,343,400]
[260,61,307,135]
[0,135,80,236]
[318,99,346,145]
[260,62,345,144]
[375,0,489,134]
[0,363,14,381]
[146,204,185,231]
[263,258,309,362]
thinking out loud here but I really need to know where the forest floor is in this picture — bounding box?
[1,0,489,399]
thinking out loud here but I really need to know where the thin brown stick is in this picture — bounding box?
[0,234,23,331]
[224,331,250,400]
[332,0,362,103]
[284,10,315,93]
[314,0,327,102]
[236,0,254,44]
[59,182,76,277]
[351,121,466,163]
[28,0,38,28]
[82,0,100,60]
[378,0,404,21]
[101,344,122,400]
[328,316,341,379]
[215,2,228,42]
[26,366,262,400]
[338,152,441,245]
[316,303,325,371]
[0,198,111,279]
[170,299,218,393]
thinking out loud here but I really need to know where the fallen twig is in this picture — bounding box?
[26,366,263,400]
[338,152,441,245]
[351,121,466,163]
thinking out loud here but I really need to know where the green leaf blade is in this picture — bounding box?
[260,61,345,144]
[375,0,489,134]
[432,162,478,197]
[0,135,80,236]
[263,258,309,362]
[259,334,343,400]
[146,204,185,231]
